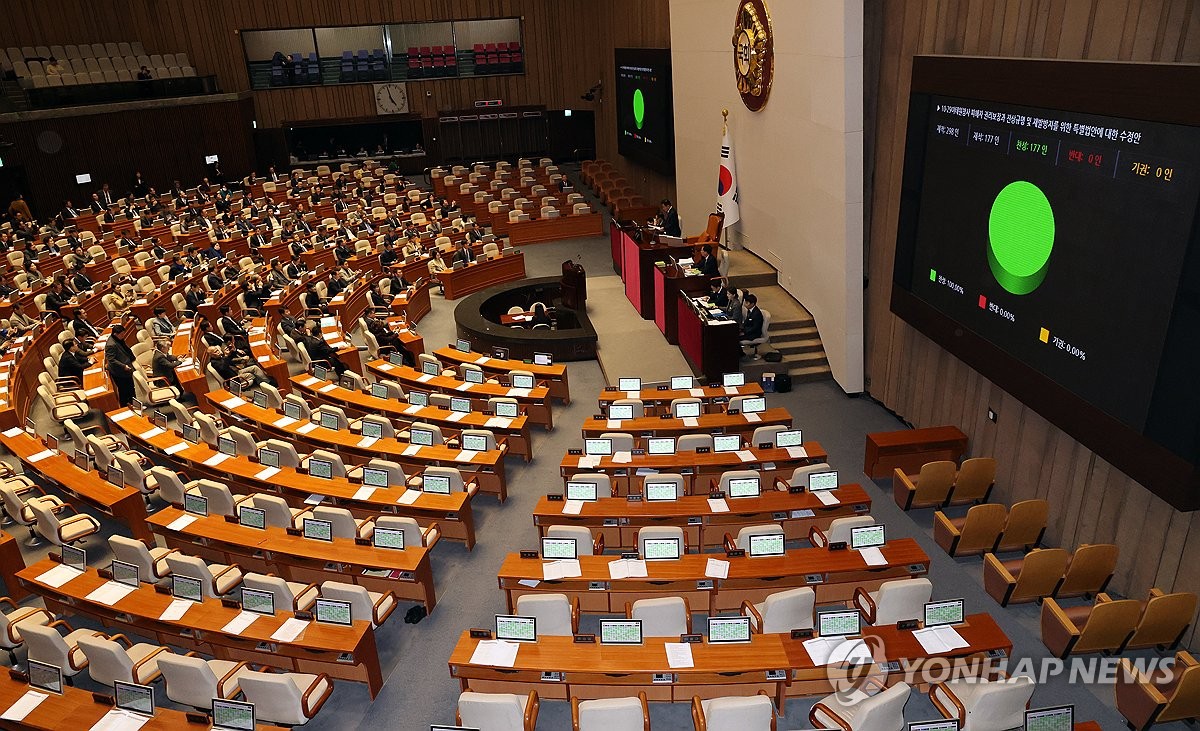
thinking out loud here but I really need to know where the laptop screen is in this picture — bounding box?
[599,619,642,645]
[314,598,353,626]
[423,474,451,494]
[674,401,701,418]
[361,420,385,439]
[241,587,276,616]
[584,438,612,456]
[618,377,640,392]
[114,680,154,716]
[565,481,598,501]
[608,404,633,420]
[722,372,746,387]
[818,610,861,638]
[28,660,63,695]
[303,518,333,541]
[495,615,537,643]
[647,437,675,455]
[850,524,886,549]
[1024,706,1073,731]
[727,476,760,498]
[924,599,965,628]
[644,481,678,501]
[540,537,577,559]
[748,533,785,557]
[707,616,752,643]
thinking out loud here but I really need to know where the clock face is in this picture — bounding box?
[374,82,409,116]
[732,0,774,112]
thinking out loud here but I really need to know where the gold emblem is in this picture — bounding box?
[732,0,773,112]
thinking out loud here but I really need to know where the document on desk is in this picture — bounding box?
[508,388,532,398]
[542,559,582,581]
[357,436,379,448]
[785,446,809,459]
[396,490,421,505]
[318,383,339,393]
[352,486,377,501]
[139,427,165,440]
[682,417,699,428]
[734,450,756,463]
[470,639,519,668]
[803,636,874,667]
[474,356,490,364]
[222,610,260,636]
[1,689,48,721]
[111,410,135,422]
[377,363,395,372]
[612,451,632,464]
[272,415,297,428]
[605,420,621,430]
[402,445,422,457]
[791,509,816,518]
[707,498,730,513]
[35,562,84,588]
[624,391,639,399]
[27,450,55,463]
[221,396,247,408]
[299,376,320,387]
[456,450,481,463]
[485,417,513,429]
[561,500,584,515]
[0,427,21,438]
[404,404,423,415]
[203,453,230,467]
[517,579,540,588]
[913,625,970,655]
[705,558,730,579]
[814,490,840,506]
[165,514,198,532]
[858,547,888,567]
[608,559,648,579]
[271,617,311,643]
[665,642,695,669]
[90,708,151,731]
[688,388,705,397]
[304,494,326,506]
[417,374,435,383]
[743,413,762,423]
[576,456,600,469]
[254,466,281,481]
[86,581,138,606]
[159,598,193,621]
[445,412,465,423]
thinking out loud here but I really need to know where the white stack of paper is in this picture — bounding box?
[576,456,600,469]
[744,413,762,423]
[89,708,151,731]
[402,445,422,457]
[159,598,193,621]
[166,514,198,532]
[271,617,310,642]
[734,450,756,462]
[296,422,319,434]
[273,415,297,428]
[298,376,320,387]
[814,491,840,506]
[485,417,513,429]
[705,558,730,579]
[357,436,379,448]
[397,491,421,505]
[352,486,377,501]
[318,383,338,393]
[517,579,540,588]
[111,410,135,422]
[688,388,705,397]
[803,637,874,666]
[164,442,188,455]
[913,626,970,655]
[203,453,230,467]
[139,428,165,440]
[456,450,481,462]
[222,396,247,408]
[417,374,435,383]
[36,563,83,587]
[859,547,888,567]
[542,560,582,581]
[605,420,621,429]
[786,446,808,458]
[85,581,137,606]
[303,494,325,506]
[254,466,281,481]
[707,498,730,513]
[222,611,259,636]
[612,451,632,464]
[608,559,648,579]
[474,356,490,364]
[561,500,584,515]
[665,643,694,668]
[445,412,466,423]
[470,640,519,668]
[682,417,699,428]
[1,690,47,721]
[27,450,54,463]
[404,405,423,415]
[0,427,21,438]
[508,388,532,398]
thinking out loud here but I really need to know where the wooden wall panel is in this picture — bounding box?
[864,0,1200,646]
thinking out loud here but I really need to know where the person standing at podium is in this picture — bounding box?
[655,199,681,237]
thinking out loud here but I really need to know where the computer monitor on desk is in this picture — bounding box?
[671,375,694,390]
[675,401,701,418]
[511,373,535,389]
[909,722,960,731]
[707,616,752,643]
[584,438,612,456]
[644,481,679,501]
[739,396,766,414]
[422,474,451,494]
[608,403,634,420]
[565,481,598,502]
[408,391,429,408]
[450,397,472,413]
[727,476,760,498]
[494,400,519,418]
[362,466,390,488]
[713,435,740,453]
[647,437,675,455]
[850,524,886,550]
[776,429,803,448]
[541,536,577,559]
[1024,706,1073,731]
[643,537,681,561]
[370,383,390,400]
[410,427,435,447]
[817,609,861,638]
[464,368,484,384]
[723,372,746,387]
[924,599,965,628]
[495,615,538,643]
[748,533,785,557]
[808,470,838,491]
[114,680,155,717]
[212,699,256,731]
[599,619,643,645]
[239,506,266,529]
[28,660,63,694]
[373,527,406,550]
[618,377,641,392]
[361,420,385,439]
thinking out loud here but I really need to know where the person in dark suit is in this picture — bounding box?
[452,240,475,267]
[299,323,347,375]
[58,338,92,384]
[132,172,148,197]
[88,193,104,214]
[247,230,268,249]
[198,319,225,348]
[167,255,189,280]
[150,307,175,340]
[203,268,224,292]
[44,281,71,315]
[379,240,398,268]
[695,245,720,278]
[70,310,101,345]
[285,261,304,280]
[151,339,184,391]
[658,199,681,237]
[466,222,486,244]
[217,305,247,338]
[104,324,137,406]
[70,263,94,293]
[61,201,80,220]
[99,184,115,208]
[278,308,301,338]
[302,283,323,312]
[708,278,729,308]
[530,302,552,327]
[183,282,206,312]
[367,284,388,309]
[740,293,763,342]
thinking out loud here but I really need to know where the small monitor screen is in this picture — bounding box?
[423,474,451,494]
[675,401,701,418]
[242,587,276,616]
[748,533,785,557]
[647,437,675,455]
[851,525,886,550]
[533,352,552,366]
[217,436,238,456]
[708,616,752,643]
[808,471,839,491]
[910,722,961,731]
[303,518,333,541]
[388,351,406,366]
[282,401,303,420]
[511,373,535,389]
[308,458,334,479]
[239,506,266,529]
[373,527,406,550]
[1024,706,1073,731]
[722,372,745,387]
[205,154,219,164]
[644,481,678,501]
[106,467,124,488]
[495,400,519,418]
[608,404,634,420]
[361,420,384,439]
[73,449,91,471]
[599,619,643,645]
[111,560,140,587]
[818,610,861,638]
[670,376,693,390]
[643,537,681,560]
[251,390,269,408]
[727,476,760,498]
[183,425,202,444]
[257,448,280,468]
[713,435,740,452]
[495,615,537,643]
[584,438,612,456]
[464,369,484,384]
[739,397,766,414]
[28,660,63,694]
[312,365,329,382]
[456,338,471,352]
[422,360,440,376]
[370,383,389,399]
[565,481,598,501]
[184,493,208,516]
[314,597,353,626]
[776,430,803,448]
[410,428,434,447]
[540,537,577,559]
[925,599,965,628]
[462,433,488,452]
[75,173,92,184]
[618,377,641,391]
[408,391,429,407]
[114,680,154,716]
[450,397,471,413]
[212,699,256,731]
[319,412,340,431]
[362,467,390,487]
[172,574,203,602]
[61,544,85,569]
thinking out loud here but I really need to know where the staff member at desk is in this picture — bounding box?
[695,245,720,278]
[530,302,552,327]
[739,293,763,351]
[105,323,137,406]
[653,199,682,237]
[452,240,475,267]
[708,278,729,308]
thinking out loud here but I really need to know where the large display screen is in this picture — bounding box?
[615,48,674,174]
[892,57,1200,510]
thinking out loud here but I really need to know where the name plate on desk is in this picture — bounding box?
[805,574,826,585]
[829,542,847,551]
[725,548,746,558]
[588,581,608,591]
[469,628,493,639]
[696,447,711,454]
[626,494,642,503]
[897,620,919,631]
[546,494,563,502]
[519,550,539,559]
[573,634,596,643]
[680,634,702,644]
[620,552,639,560]
[791,628,814,640]
[540,671,563,682]
[651,673,675,684]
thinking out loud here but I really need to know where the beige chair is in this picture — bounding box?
[611,398,644,418]
[853,577,933,626]
[1126,590,1198,652]
[164,553,243,598]
[809,680,910,730]
[1116,651,1200,729]
[515,594,579,636]
[670,397,703,418]
[373,516,439,548]
[458,690,539,731]
[158,652,251,709]
[29,499,99,546]
[928,675,1035,731]
[1040,594,1141,658]
[892,460,956,510]
[637,526,684,558]
[0,598,52,664]
[626,597,690,637]
[573,692,649,731]
[692,691,776,730]
[569,473,614,499]
[983,548,1069,606]
[242,572,318,612]
[251,494,311,529]
[933,503,1006,557]
[311,505,374,540]
[21,621,103,678]
[0,483,66,546]
[810,515,877,549]
[741,587,815,634]
[238,670,333,726]
[948,457,997,505]
[75,633,167,687]
[546,525,603,556]
[108,535,173,583]
[188,479,250,517]
[729,524,784,553]
[320,580,396,628]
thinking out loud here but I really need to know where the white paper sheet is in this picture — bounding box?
[402,445,422,457]
[611,451,632,464]
[89,708,151,731]
[316,383,337,393]
[682,417,699,428]
[445,412,465,423]
[507,388,531,398]
[377,363,395,372]
[254,466,281,481]
[27,450,55,463]
[859,547,888,567]
[36,564,83,588]
[605,419,620,429]
[166,514,198,532]
[744,413,762,423]
[357,436,379,448]
[517,579,540,588]
[705,558,730,579]
[561,500,584,515]
[221,396,247,408]
[352,486,377,501]
[814,491,840,506]
[202,453,230,467]
[791,509,816,519]
[456,450,480,462]
[0,427,22,438]
[84,386,108,396]
[542,559,582,581]
[417,374,434,383]
[913,626,970,655]
[485,417,513,429]
[1,690,48,721]
[707,498,730,513]
[111,410,135,422]
[85,581,138,606]
[299,376,320,386]
[271,617,311,643]
[665,642,695,669]
[785,446,808,459]
[734,450,756,462]
[474,356,490,364]
[159,598,193,621]
[296,422,319,434]
[303,494,325,506]
[608,559,648,579]
[576,456,599,469]
[222,610,259,635]
[469,639,519,668]
[403,404,423,415]
[688,388,705,397]
[163,441,188,455]
[803,636,874,666]
[455,382,473,392]
[138,427,165,440]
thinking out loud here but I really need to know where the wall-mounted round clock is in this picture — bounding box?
[732,0,774,112]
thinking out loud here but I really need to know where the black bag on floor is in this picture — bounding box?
[763,351,783,362]
[774,372,793,393]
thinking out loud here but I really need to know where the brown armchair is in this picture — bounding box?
[685,212,725,245]
[933,502,1006,557]
[983,547,1069,606]
[892,461,956,510]
[1040,593,1141,658]
[1116,651,1200,729]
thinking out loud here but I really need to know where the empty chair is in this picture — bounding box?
[515,594,578,636]
[573,692,649,731]
[29,500,99,546]
[158,653,250,710]
[546,525,603,556]
[320,581,396,628]
[187,479,249,517]
[809,515,877,549]
[257,439,302,468]
[1116,650,1200,730]
[458,691,539,731]
[311,505,374,540]
[76,634,167,688]
[0,599,52,664]
[1,483,66,546]
[933,503,1007,557]
[678,434,713,452]
[626,596,690,637]
[1041,594,1142,658]
[22,622,102,679]
[854,577,933,626]
[892,460,956,510]
[108,535,172,583]
[569,472,613,499]
[242,572,318,612]
[301,449,347,478]
[670,397,703,418]
[948,457,997,505]
[984,547,1070,606]
[218,426,257,456]
[238,670,333,726]
[412,466,475,496]
[730,524,784,552]
[1055,543,1118,599]
[1125,590,1198,652]
[993,498,1049,553]
[741,587,815,634]
[147,467,187,506]
[638,525,685,557]
[599,432,635,453]
[250,494,310,530]
[164,553,243,598]
[749,425,787,447]
[692,692,776,730]
[610,398,644,418]
[928,675,1035,731]
[809,680,911,730]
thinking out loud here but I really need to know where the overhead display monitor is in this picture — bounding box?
[615,47,675,174]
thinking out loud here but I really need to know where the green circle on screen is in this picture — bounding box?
[987,180,1055,295]
[633,89,645,130]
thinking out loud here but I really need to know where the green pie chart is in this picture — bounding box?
[633,88,645,130]
[987,180,1055,295]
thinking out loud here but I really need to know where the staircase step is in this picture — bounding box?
[774,340,826,356]
[788,364,833,383]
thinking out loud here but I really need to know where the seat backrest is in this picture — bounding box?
[21,624,72,672]
[239,671,306,726]
[670,397,702,418]
[158,653,218,708]
[515,594,573,635]
[962,676,1035,727]
[629,597,687,637]
[193,480,237,516]
[996,499,1049,552]
[953,457,996,502]
[243,572,297,606]
[957,503,1008,554]
[638,526,684,557]
[570,473,612,499]
[788,463,832,488]
[424,466,464,492]
[1162,656,1200,720]
[826,516,877,545]
[312,506,359,539]
[1057,543,1118,598]
[760,587,816,633]
[701,694,774,730]
[260,439,302,468]
[599,432,634,453]
[1076,599,1142,653]
[749,425,786,448]
[545,525,595,556]
[320,580,372,624]
[842,682,911,724]
[719,469,760,495]
[611,398,644,417]
[458,692,526,730]
[1129,592,1199,650]
[108,535,156,582]
[76,634,131,686]
[148,467,186,504]
[913,460,956,503]
[374,516,422,547]
[577,696,644,730]
[735,524,783,551]
[872,577,933,625]
[677,434,713,452]
[28,501,65,545]
[1012,548,1071,602]
[165,554,217,598]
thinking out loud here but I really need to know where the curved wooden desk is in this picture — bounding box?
[439,252,527,301]
[596,382,765,414]
[580,409,792,443]
[432,346,570,404]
